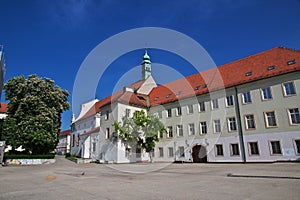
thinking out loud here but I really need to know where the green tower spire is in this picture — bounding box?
[142,49,151,80]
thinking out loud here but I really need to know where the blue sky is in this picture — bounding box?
[1,0,300,130]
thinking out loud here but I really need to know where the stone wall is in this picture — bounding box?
[5,159,56,165]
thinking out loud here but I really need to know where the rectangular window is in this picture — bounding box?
[106,128,110,139]
[288,108,300,124]
[242,91,252,104]
[213,119,221,133]
[177,125,183,137]
[270,141,282,155]
[76,134,80,146]
[248,142,259,155]
[167,126,173,138]
[158,147,164,157]
[125,147,131,158]
[227,117,237,131]
[211,98,219,109]
[125,109,131,117]
[167,109,172,118]
[226,95,234,106]
[215,144,224,156]
[199,101,205,112]
[105,111,109,120]
[245,71,252,76]
[168,147,174,157]
[188,123,195,135]
[294,140,300,154]
[200,121,207,134]
[245,114,256,129]
[230,143,240,156]
[178,146,185,157]
[158,131,163,139]
[261,87,272,100]
[287,59,296,65]
[268,65,275,70]
[92,142,96,152]
[283,82,296,96]
[136,148,141,158]
[265,111,277,127]
[72,134,75,147]
[176,106,182,116]
[187,104,194,114]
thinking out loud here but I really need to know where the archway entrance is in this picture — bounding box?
[192,145,207,163]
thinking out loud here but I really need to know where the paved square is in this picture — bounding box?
[0,157,299,200]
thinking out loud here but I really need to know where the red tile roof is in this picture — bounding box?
[74,46,300,122]
[149,47,300,105]
[60,129,71,136]
[219,47,300,88]
[75,80,147,122]
[0,102,8,113]
[117,92,148,107]
[127,79,146,91]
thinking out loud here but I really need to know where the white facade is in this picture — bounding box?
[95,100,151,163]
[70,79,155,163]
[0,113,7,119]
[149,71,300,163]
[71,47,300,163]
[56,131,71,155]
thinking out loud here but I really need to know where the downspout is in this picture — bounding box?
[174,141,177,162]
[146,95,151,111]
[234,86,247,163]
[89,135,92,159]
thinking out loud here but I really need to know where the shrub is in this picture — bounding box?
[4,153,55,160]
[65,152,71,158]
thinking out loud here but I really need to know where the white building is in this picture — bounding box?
[71,47,300,163]
[56,129,71,155]
[0,103,7,120]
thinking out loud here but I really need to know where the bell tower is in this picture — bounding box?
[141,49,151,80]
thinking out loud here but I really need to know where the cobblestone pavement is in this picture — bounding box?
[0,157,300,200]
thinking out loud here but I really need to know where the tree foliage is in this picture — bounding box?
[113,110,166,160]
[2,75,70,154]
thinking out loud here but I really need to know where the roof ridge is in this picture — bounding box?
[277,46,300,52]
[149,46,300,105]
[152,47,290,89]
[75,46,300,122]
[217,47,278,68]
[218,46,300,71]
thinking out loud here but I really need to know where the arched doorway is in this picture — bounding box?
[192,145,207,163]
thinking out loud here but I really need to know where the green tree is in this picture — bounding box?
[113,110,166,162]
[2,74,70,154]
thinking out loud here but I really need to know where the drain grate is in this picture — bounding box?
[227,173,300,180]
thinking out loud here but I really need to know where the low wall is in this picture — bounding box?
[5,158,56,165]
[67,157,92,164]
